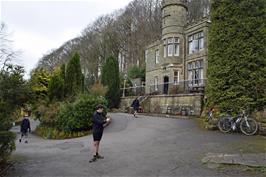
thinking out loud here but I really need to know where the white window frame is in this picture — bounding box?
[174,37,180,56]
[199,32,204,50]
[188,36,193,54]
[145,50,148,63]
[173,71,179,85]
[188,31,204,54]
[167,38,173,56]
[163,39,167,58]
[193,39,199,51]
[154,76,159,91]
[187,60,204,86]
[199,60,204,85]
[188,69,193,87]
[155,49,159,64]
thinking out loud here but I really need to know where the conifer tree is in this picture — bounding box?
[48,70,64,101]
[65,52,84,97]
[206,0,266,112]
[101,56,120,108]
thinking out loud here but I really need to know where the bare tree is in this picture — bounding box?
[113,0,162,70]
[37,37,80,71]
[0,23,18,71]
[186,0,210,23]
[36,0,210,85]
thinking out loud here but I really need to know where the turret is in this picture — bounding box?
[162,0,187,38]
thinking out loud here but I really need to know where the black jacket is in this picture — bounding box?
[131,99,140,110]
[92,112,106,131]
[21,117,31,133]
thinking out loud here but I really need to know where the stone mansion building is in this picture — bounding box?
[145,0,210,95]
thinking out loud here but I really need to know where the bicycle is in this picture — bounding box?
[217,110,258,136]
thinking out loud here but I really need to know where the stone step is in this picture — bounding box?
[202,153,266,167]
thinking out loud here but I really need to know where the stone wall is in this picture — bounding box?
[120,93,203,116]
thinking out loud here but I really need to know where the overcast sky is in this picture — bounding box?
[0,0,132,78]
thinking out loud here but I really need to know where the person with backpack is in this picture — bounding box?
[19,112,31,143]
[89,104,111,163]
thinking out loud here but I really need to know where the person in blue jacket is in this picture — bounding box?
[89,104,111,163]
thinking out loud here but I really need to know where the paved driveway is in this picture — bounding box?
[7,113,266,177]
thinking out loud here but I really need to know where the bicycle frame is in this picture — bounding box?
[217,109,258,135]
[231,116,242,131]
[242,115,251,128]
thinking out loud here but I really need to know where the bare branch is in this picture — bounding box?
[0,23,19,70]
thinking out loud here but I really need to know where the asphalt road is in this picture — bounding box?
[7,113,266,177]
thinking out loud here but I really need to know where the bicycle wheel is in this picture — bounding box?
[218,117,232,133]
[240,118,258,136]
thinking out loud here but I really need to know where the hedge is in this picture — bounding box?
[0,131,16,163]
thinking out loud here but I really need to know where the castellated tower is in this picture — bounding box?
[162,0,187,37]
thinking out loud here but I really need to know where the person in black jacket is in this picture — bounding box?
[19,112,31,143]
[131,98,140,117]
[89,104,111,163]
